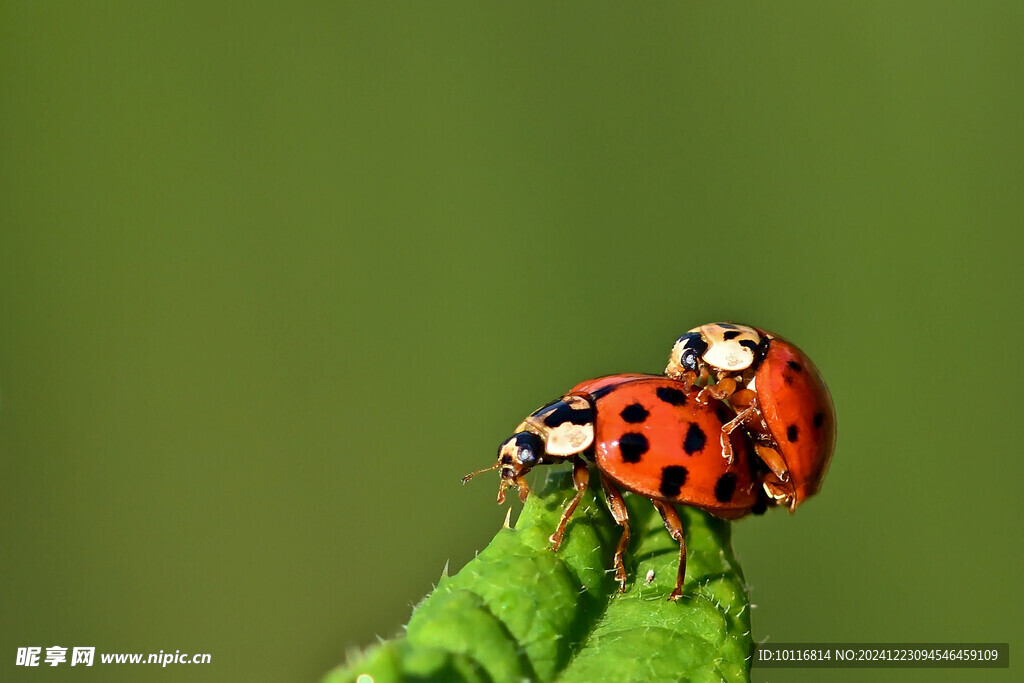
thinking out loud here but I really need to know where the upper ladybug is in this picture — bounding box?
[665,323,836,510]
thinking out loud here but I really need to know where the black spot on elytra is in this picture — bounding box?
[787,359,803,372]
[722,330,741,340]
[683,423,707,455]
[618,433,649,463]
[620,403,649,424]
[542,400,593,428]
[783,373,795,386]
[715,403,734,425]
[786,424,799,442]
[659,465,689,498]
[813,412,826,428]
[656,386,687,406]
[714,472,737,503]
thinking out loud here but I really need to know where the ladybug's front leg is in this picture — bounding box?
[549,457,589,551]
[652,501,687,601]
[696,375,737,405]
[675,366,708,393]
[599,475,631,593]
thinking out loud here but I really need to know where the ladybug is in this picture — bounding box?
[665,323,836,510]
[463,374,764,601]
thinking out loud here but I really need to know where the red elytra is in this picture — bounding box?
[570,374,761,519]
[463,374,764,601]
[752,336,835,506]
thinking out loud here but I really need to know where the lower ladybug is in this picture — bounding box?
[463,374,763,601]
[665,323,836,510]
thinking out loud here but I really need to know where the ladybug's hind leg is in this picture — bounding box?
[549,457,590,551]
[652,501,687,601]
[599,475,631,593]
[758,443,797,510]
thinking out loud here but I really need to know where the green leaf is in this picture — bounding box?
[325,470,753,683]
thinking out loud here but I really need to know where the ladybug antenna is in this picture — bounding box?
[461,462,499,484]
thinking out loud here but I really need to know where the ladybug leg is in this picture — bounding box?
[756,444,797,509]
[718,394,759,464]
[599,475,632,593]
[549,457,590,551]
[762,474,797,511]
[676,370,698,393]
[652,501,687,601]
[696,376,737,406]
[676,367,708,393]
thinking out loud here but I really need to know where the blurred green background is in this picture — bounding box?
[1,2,1020,682]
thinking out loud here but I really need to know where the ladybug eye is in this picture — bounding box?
[511,431,543,466]
[680,348,700,371]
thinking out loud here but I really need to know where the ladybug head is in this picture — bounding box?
[494,431,543,503]
[462,431,545,504]
[666,323,768,380]
[665,330,709,380]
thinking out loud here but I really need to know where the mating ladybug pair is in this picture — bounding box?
[464,323,835,601]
